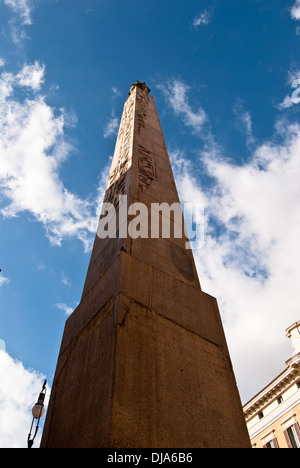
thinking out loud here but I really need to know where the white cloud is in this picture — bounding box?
[0,344,48,448]
[61,272,71,287]
[193,9,213,28]
[56,302,74,316]
[111,86,121,98]
[291,0,300,20]
[0,60,45,94]
[0,59,5,68]
[0,62,101,251]
[37,261,46,270]
[2,0,38,44]
[277,94,295,110]
[0,275,9,287]
[158,79,207,135]
[233,100,256,148]
[2,0,34,25]
[16,61,45,90]
[104,114,119,138]
[0,71,14,102]
[170,117,300,404]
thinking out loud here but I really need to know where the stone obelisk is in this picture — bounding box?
[41,82,250,448]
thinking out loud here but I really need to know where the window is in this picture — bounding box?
[258,411,264,420]
[262,431,279,449]
[286,425,300,448]
[265,439,278,448]
[283,423,300,448]
[277,396,283,404]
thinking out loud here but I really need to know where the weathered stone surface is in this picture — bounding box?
[111,302,248,448]
[41,85,250,448]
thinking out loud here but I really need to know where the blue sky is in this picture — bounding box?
[1,0,300,447]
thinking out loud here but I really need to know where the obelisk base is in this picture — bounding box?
[41,252,250,448]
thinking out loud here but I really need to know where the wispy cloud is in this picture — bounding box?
[0,62,103,251]
[0,275,9,287]
[291,0,300,20]
[61,272,71,287]
[103,113,119,138]
[192,8,213,28]
[2,0,34,25]
[56,302,74,316]
[290,0,300,34]
[158,79,207,135]
[103,87,122,138]
[233,100,256,148]
[1,0,39,44]
[277,94,296,110]
[111,86,121,99]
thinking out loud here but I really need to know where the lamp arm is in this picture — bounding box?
[27,380,47,449]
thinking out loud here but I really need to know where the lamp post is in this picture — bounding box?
[27,379,47,448]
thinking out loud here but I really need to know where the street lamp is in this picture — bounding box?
[27,380,47,448]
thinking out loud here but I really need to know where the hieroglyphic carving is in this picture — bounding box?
[103,86,157,201]
[138,145,157,193]
[134,88,157,192]
[104,94,135,206]
[136,87,149,133]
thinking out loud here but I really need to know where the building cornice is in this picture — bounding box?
[244,354,300,420]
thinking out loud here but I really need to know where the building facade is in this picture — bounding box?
[244,321,300,448]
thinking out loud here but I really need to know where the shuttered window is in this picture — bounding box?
[283,423,300,448]
[264,438,279,448]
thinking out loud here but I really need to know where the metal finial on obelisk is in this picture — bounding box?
[129,81,151,95]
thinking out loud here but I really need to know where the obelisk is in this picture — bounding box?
[41,82,250,448]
